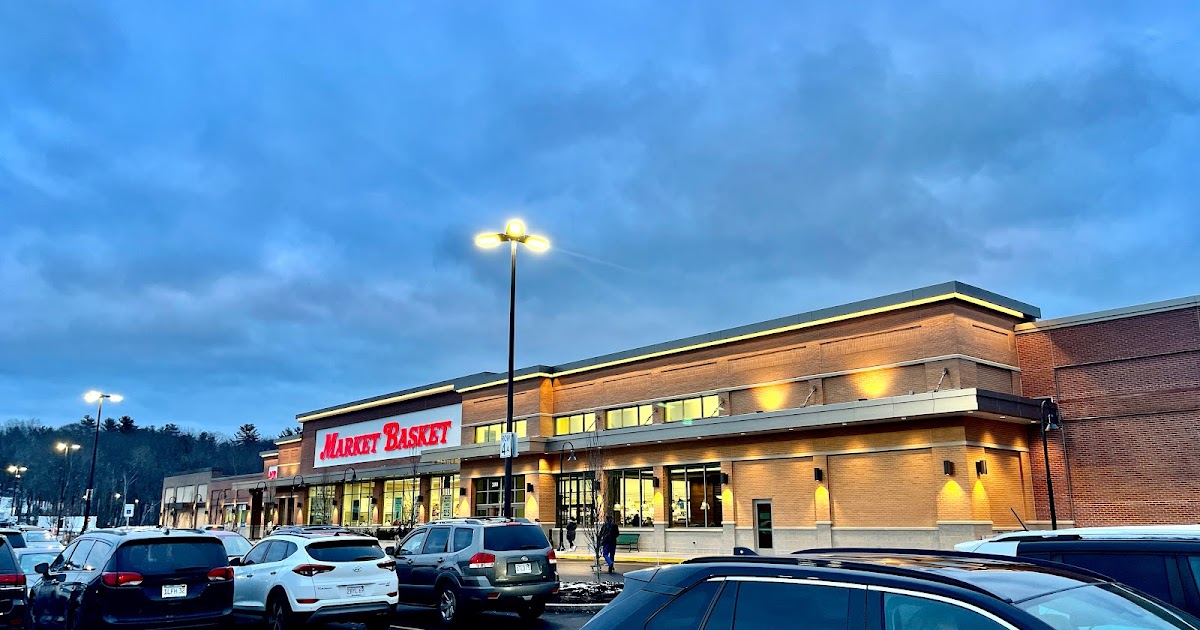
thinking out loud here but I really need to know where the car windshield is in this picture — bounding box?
[22,531,56,543]
[220,535,252,557]
[1016,584,1198,630]
[19,552,58,574]
[306,540,385,562]
[113,539,228,576]
[0,541,14,572]
[483,525,550,552]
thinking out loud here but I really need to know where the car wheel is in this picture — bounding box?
[437,584,460,625]
[266,595,293,630]
[518,600,546,622]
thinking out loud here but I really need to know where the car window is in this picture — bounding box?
[241,541,271,566]
[220,535,253,558]
[733,580,850,630]
[18,552,58,574]
[50,541,76,572]
[65,541,95,571]
[1017,583,1194,630]
[703,580,737,630]
[483,525,550,552]
[884,592,1007,630]
[422,528,451,554]
[23,531,56,544]
[1059,553,1173,603]
[80,541,113,571]
[265,541,295,563]
[646,580,722,630]
[452,528,473,552]
[0,540,15,572]
[398,531,427,556]
[306,540,385,562]
[113,539,227,576]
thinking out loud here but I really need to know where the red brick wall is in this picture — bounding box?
[1016,304,1200,525]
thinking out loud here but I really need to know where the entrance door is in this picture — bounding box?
[754,500,773,550]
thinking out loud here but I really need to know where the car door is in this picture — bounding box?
[55,539,95,629]
[412,527,451,604]
[233,541,273,613]
[393,530,427,603]
[31,540,76,629]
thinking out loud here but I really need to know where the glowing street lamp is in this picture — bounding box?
[6,465,28,522]
[474,219,550,519]
[81,390,122,533]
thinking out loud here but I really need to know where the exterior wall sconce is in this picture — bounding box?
[526,483,535,494]
[720,472,731,485]
[943,461,956,476]
[416,495,424,503]
[651,476,660,488]
[975,460,988,476]
[296,502,303,510]
[459,487,468,497]
[814,468,824,482]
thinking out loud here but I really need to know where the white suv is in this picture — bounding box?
[232,533,398,630]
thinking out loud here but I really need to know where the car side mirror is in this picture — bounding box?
[384,546,395,556]
[34,563,49,576]
[229,557,242,567]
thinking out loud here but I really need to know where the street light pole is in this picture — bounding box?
[475,220,550,520]
[82,390,122,533]
[6,465,28,523]
[56,443,81,534]
[1040,399,1061,530]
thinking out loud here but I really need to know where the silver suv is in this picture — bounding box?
[388,518,558,624]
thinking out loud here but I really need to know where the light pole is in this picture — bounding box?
[56,443,81,534]
[114,493,122,527]
[557,442,577,550]
[6,465,28,523]
[1040,399,1062,530]
[475,220,550,518]
[133,498,140,526]
[82,390,122,533]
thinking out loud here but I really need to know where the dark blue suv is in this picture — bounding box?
[583,550,1200,630]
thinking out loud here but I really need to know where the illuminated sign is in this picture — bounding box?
[267,465,279,479]
[313,404,462,468]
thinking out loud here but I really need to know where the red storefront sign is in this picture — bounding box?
[313,404,462,468]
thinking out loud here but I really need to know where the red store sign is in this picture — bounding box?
[313,404,462,468]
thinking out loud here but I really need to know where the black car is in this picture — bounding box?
[583,549,1200,630]
[29,528,234,629]
[0,537,28,629]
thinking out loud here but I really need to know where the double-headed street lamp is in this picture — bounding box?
[82,390,122,533]
[6,465,28,522]
[56,442,81,533]
[475,220,550,519]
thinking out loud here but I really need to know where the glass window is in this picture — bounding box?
[340,481,376,527]
[1016,584,1194,630]
[1059,553,1172,603]
[474,475,526,518]
[264,541,296,563]
[473,420,528,443]
[735,581,850,629]
[50,542,76,571]
[422,528,451,554]
[307,540,385,563]
[241,542,270,566]
[81,541,112,571]
[397,531,427,556]
[608,468,655,527]
[452,528,473,552]
[307,484,337,526]
[482,525,550,552]
[65,540,95,571]
[383,478,420,527]
[663,396,724,422]
[113,539,227,575]
[606,405,654,429]
[557,472,598,528]
[555,413,596,436]
[884,593,1004,630]
[669,464,723,527]
[430,474,460,521]
[645,580,722,630]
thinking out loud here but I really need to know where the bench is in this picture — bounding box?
[615,533,640,551]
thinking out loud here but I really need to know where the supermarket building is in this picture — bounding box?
[164,281,1200,552]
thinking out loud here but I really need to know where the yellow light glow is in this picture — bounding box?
[524,235,550,252]
[84,390,102,403]
[753,383,790,412]
[856,369,894,399]
[815,485,830,514]
[475,233,503,249]
[57,443,66,451]
[504,219,526,238]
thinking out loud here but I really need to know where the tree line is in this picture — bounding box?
[0,416,291,528]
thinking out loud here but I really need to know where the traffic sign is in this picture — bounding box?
[123,503,135,518]
[500,432,519,459]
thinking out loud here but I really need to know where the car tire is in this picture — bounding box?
[266,594,293,630]
[437,584,461,626]
[518,600,546,622]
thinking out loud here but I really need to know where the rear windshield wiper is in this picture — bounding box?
[518,545,544,550]
[352,555,379,561]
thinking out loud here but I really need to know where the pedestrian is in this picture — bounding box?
[599,514,619,574]
[566,516,578,552]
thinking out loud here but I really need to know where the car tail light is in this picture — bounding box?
[468,553,496,569]
[296,598,319,604]
[291,564,335,577]
[547,549,557,565]
[377,559,396,571]
[207,567,234,581]
[0,574,24,586]
[101,572,144,587]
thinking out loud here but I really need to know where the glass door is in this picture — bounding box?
[754,500,773,550]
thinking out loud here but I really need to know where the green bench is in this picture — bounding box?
[615,533,640,551]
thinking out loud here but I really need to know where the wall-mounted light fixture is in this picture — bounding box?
[296,502,303,510]
[975,460,988,476]
[814,468,824,482]
[416,495,424,503]
[720,472,730,485]
[526,483,535,494]
[652,476,660,489]
[943,461,956,476]
[459,487,468,497]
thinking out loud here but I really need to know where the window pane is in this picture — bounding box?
[646,580,722,630]
[1058,553,1173,603]
[885,593,1007,630]
[422,528,451,554]
[606,410,621,429]
[683,398,702,420]
[666,401,684,422]
[640,405,654,425]
[735,581,849,630]
[516,420,528,437]
[556,417,570,435]
[702,395,720,417]
[452,528,473,552]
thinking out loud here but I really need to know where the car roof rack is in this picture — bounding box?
[793,547,1115,583]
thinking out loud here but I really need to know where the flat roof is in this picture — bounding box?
[1016,293,1199,333]
[299,281,1039,421]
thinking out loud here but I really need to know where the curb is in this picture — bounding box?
[548,602,609,614]
[557,555,687,565]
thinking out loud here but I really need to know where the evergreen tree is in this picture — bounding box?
[118,416,137,434]
[102,418,118,432]
[79,415,97,430]
[161,423,180,435]
[234,424,261,446]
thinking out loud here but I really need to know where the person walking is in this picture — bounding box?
[566,516,578,552]
[599,514,619,574]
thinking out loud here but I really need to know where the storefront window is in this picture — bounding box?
[341,481,376,527]
[609,468,656,527]
[668,464,723,527]
[555,413,596,436]
[663,395,722,422]
[382,478,420,527]
[474,475,525,518]
[557,472,598,527]
[606,404,654,429]
[307,484,337,525]
[430,474,460,521]
[473,420,528,443]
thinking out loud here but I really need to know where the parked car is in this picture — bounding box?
[231,532,396,630]
[16,528,63,552]
[0,537,28,629]
[269,525,352,537]
[956,525,1200,619]
[14,549,59,594]
[208,530,252,562]
[28,527,234,629]
[388,517,558,624]
[0,529,27,550]
[584,549,1200,630]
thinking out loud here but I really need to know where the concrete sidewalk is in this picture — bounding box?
[556,549,702,565]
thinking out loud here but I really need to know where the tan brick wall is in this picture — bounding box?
[733,458,816,527]
[982,448,1028,527]
[828,449,938,527]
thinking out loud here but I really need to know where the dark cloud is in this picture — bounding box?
[1,2,1197,434]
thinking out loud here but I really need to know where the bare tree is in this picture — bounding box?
[578,423,606,581]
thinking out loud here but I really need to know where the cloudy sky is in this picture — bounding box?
[2,1,1197,437]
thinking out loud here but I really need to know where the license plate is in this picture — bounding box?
[162,584,187,599]
[346,585,365,596]
[514,563,532,575]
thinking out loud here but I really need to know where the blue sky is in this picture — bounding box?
[2,1,1197,437]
